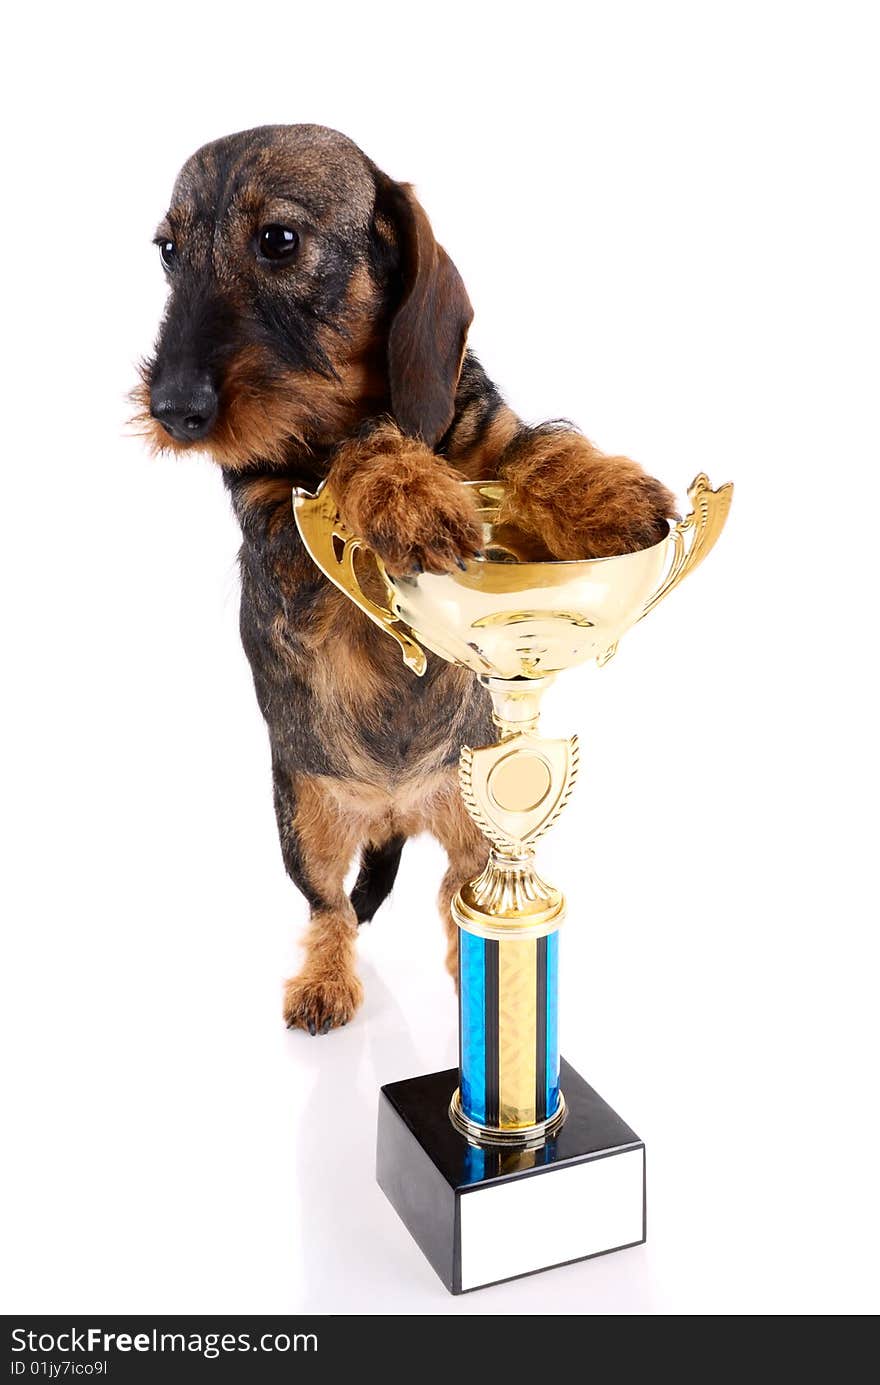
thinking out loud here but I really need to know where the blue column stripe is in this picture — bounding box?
[459,931,487,1124]
[545,930,560,1117]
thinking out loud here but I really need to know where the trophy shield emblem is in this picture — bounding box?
[458,733,580,856]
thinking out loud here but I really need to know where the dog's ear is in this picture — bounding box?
[375,177,473,448]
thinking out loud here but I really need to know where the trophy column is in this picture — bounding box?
[456,923,561,1142]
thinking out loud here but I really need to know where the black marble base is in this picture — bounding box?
[376,1058,646,1294]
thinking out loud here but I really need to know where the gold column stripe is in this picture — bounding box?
[498,937,537,1128]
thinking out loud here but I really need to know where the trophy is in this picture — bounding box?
[294,472,732,1293]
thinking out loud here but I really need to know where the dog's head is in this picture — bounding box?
[135,125,473,467]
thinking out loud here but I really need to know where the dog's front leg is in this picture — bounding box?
[443,401,678,560]
[495,424,678,560]
[325,420,483,576]
[274,769,364,1034]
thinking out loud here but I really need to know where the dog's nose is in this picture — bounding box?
[150,372,218,442]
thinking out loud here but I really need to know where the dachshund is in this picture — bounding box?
[135,124,676,1033]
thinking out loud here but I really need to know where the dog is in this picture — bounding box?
[135,124,676,1033]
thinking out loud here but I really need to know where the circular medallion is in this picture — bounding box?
[487,752,552,814]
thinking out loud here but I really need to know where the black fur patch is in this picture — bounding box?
[350,837,406,924]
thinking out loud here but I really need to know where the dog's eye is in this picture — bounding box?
[258,224,299,262]
[159,240,176,270]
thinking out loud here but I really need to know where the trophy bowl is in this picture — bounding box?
[380,484,673,679]
[293,473,732,682]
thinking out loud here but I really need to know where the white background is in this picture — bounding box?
[2,1,878,1315]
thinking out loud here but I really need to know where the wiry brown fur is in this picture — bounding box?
[328,422,483,575]
[141,124,677,1032]
[499,423,677,560]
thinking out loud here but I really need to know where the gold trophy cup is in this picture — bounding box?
[294,472,732,1293]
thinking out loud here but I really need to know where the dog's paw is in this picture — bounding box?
[365,469,482,576]
[500,429,678,560]
[283,970,364,1034]
[333,425,482,576]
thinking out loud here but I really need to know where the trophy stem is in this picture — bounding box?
[482,673,554,739]
[451,675,568,1148]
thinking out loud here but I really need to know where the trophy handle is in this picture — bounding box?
[638,472,734,623]
[292,481,428,676]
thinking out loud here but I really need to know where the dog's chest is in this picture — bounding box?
[252,573,489,782]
